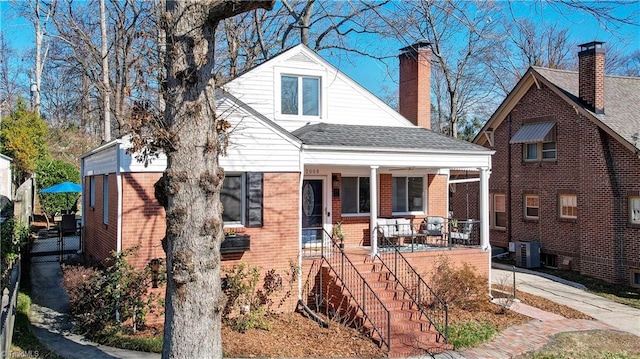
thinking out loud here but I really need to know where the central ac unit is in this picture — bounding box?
[515,241,541,268]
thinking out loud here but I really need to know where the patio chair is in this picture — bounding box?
[59,214,78,238]
[421,216,445,244]
[449,219,474,245]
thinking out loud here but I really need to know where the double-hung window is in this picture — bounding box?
[524,194,539,220]
[281,75,320,116]
[341,177,370,214]
[221,173,264,227]
[392,177,424,213]
[630,196,640,225]
[493,194,507,228]
[559,194,577,219]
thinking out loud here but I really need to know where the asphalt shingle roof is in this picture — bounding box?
[291,123,491,152]
[533,67,640,146]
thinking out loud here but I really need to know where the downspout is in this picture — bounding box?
[297,148,304,302]
[116,140,123,253]
[507,114,512,244]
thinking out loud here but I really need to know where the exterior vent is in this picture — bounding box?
[515,241,541,268]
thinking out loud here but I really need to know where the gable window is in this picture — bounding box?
[89,177,95,207]
[524,194,539,220]
[281,75,320,116]
[493,193,507,228]
[342,177,370,214]
[221,173,264,227]
[392,177,424,213]
[630,196,640,225]
[559,194,577,219]
[510,122,556,161]
[103,175,108,224]
[525,143,538,160]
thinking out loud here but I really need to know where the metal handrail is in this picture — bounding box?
[301,227,391,351]
[375,227,449,344]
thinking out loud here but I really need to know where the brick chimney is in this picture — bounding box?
[399,41,431,129]
[578,41,605,114]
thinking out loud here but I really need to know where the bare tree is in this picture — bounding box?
[0,34,25,117]
[155,1,274,357]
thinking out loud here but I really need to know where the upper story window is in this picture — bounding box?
[524,194,539,220]
[392,176,424,213]
[510,122,557,161]
[630,196,640,225]
[559,194,577,219]
[342,177,370,215]
[281,75,320,116]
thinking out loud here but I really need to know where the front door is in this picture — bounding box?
[302,179,323,246]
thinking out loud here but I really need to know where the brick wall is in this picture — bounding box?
[455,79,640,284]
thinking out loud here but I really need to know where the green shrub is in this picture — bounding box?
[1,218,29,279]
[449,321,497,349]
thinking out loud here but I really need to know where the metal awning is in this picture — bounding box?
[510,122,556,144]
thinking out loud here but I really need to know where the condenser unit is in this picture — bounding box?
[515,241,540,268]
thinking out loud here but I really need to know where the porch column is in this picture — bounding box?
[370,166,379,256]
[479,167,490,251]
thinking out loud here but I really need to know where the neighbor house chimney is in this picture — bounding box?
[399,41,431,129]
[578,41,605,114]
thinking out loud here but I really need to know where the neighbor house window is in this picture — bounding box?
[524,141,556,161]
[542,142,557,159]
[630,197,640,225]
[525,143,538,160]
[103,175,108,224]
[281,75,320,116]
[342,177,370,214]
[493,194,507,228]
[221,174,243,223]
[392,177,424,213]
[90,177,95,207]
[559,194,577,219]
[524,194,539,220]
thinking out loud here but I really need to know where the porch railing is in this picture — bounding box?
[376,231,449,344]
[301,227,390,352]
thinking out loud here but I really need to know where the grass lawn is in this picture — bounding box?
[514,330,640,359]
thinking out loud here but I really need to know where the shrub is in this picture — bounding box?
[1,218,29,280]
[429,255,489,309]
[36,159,80,216]
[62,248,163,338]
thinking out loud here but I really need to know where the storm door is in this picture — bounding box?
[301,180,324,247]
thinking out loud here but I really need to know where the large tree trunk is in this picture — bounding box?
[100,0,111,141]
[160,1,273,358]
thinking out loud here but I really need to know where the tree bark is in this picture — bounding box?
[100,0,111,141]
[160,1,273,358]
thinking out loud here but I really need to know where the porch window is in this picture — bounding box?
[524,194,539,220]
[493,194,507,228]
[559,194,577,219]
[103,175,108,224]
[281,75,320,116]
[630,196,640,224]
[392,177,424,213]
[341,177,370,214]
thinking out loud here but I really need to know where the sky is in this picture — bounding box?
[1,0,639,106]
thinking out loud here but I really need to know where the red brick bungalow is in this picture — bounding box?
[80,43,494,356]
[451,42,640,287]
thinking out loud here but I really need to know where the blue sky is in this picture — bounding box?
[1,1,639,102]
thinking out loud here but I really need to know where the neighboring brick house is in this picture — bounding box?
[80,43,494,354]
[451,42,640,287]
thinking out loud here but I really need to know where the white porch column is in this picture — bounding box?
[479,167,490,251]
[370,166,379,256]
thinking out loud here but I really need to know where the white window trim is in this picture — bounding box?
[524,194,539,220]
[341,176,371,216]
[559,194,577,219]
[392,176,425,215]
[274,66,327,120]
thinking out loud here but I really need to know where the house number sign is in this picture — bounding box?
[305,168,320,175]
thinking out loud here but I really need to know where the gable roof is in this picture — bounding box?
[292,123,491,153]
[476,66,640,153]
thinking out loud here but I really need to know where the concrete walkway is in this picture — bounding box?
[30,262,160,359]
[28,261,638,359]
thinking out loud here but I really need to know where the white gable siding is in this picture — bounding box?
[224,45,412,132]
[218,97,301,172]
[83,144,118,176]
[118,137,168,173]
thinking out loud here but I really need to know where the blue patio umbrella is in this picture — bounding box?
[40,182,82,210]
